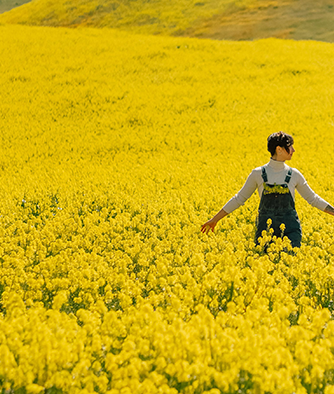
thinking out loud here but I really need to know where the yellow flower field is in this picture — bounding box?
[1,24,334,393]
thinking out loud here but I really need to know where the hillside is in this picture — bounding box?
[1,0,334,42]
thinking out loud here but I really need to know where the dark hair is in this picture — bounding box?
[267,131,294,156]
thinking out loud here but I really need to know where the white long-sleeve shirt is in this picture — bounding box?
[222,158,329,214]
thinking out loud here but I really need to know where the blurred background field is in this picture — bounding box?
[1,0,334,392]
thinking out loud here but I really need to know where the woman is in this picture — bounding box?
[201,131,334,247]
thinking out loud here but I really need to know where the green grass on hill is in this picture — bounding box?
[0,0,334,41]
[0,0,251,33]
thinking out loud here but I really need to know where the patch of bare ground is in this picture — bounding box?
[0,0,31,14]
[179,0,334,41]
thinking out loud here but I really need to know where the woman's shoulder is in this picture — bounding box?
[288,167,306,182]
[252,163,270,174]
[247,165,266,181]
[290,167,303,176]
[250,166,264,175]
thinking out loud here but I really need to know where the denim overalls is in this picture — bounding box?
[255,167,302,248]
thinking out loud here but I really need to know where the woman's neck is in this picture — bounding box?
[271,156,285,162]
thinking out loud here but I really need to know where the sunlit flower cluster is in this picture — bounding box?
[263,182,290,195]
[1,24,334,393]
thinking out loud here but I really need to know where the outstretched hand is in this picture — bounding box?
[201,219,217,234]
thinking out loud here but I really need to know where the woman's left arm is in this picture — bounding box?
[324,205,334,216]
[294,169,330,211]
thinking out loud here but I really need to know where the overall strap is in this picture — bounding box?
[261,167,268,182]
[285,168,293,184]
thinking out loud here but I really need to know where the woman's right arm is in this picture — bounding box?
[201,208,228,234]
